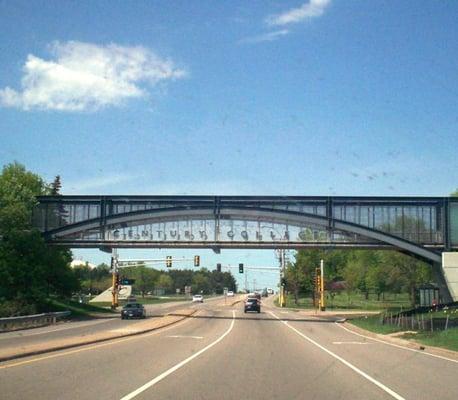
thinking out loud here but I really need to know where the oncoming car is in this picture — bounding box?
[227,291,234,297]
[192,294,204,303]
[121,303,146,319]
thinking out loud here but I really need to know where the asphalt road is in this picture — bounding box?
[0,297,223,350]
[1,298,457,400]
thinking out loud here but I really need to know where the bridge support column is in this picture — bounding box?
[439,253,458,303]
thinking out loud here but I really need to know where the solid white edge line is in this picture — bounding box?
[167,335,203,339]
[269,311,406,400]
[119,310,236,400]
[335,322,458,364]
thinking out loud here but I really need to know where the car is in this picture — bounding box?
[121,303,146,319]
[192,294,204,303]
[247,292,261,301]
[244,297,260,313]
[227,291,234,297]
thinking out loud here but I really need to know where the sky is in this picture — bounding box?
[1,1,458,289]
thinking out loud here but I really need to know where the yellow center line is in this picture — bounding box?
[0,312,200,370]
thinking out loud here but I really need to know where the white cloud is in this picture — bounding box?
[0,41,186,111]
[239,29,290,44]
[266,0,331,26]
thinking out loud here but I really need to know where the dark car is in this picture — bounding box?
[244,297,260,313]
[121,303,146,319]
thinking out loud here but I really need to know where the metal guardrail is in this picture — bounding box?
[0,311,71,332]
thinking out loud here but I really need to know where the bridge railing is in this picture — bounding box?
[0,311,71,332]
[32,195,458,247]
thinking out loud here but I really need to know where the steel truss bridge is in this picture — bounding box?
[33,195,458,302]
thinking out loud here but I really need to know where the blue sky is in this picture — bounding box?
[1,1,458,289]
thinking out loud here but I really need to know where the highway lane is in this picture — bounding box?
[0,301,233,400]
[274,308,458,400]
[0,297,224,351]
[0,298,457,400]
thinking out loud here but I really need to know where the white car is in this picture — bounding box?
[192,294,204,303]
[226,291,234,297]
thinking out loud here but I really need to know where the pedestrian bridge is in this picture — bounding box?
[33,195,458,302]
[33,195,458,257]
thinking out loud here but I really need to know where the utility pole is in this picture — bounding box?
[245,268,248,292]
[111,249,119,309]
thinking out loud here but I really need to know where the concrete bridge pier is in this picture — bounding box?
[440,252,458,303]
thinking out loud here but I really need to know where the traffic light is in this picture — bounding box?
[194,255,200,267]
[216,263,221,272]
[110,256,115,271]
[315,267,321,291]
[166,256,172,268]
[239,263,244,273]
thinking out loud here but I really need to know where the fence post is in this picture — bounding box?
[445,315,449,331]
[430,314,433,332]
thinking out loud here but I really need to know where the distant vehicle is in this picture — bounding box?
[192,294,204,303]
[247,292,261,300]
[227,291,234,297]
[244,298,260,313]
[267,288,274,295]
[254,292,262,300]
[262,288,268,297]
[127,295,137,303]
[121,303,146,319]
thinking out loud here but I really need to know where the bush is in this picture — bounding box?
[0,300,38,317]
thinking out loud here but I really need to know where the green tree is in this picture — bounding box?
[0,163,77,315]
[284,261,305,305]
[192,271,210,294]
[50,175,62,195]
[156,274,173,293]
[382,251,431,307]
[344,250,379,299]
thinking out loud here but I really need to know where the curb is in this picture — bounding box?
[0,309,197,363]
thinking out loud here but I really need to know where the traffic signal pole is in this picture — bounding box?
[320,259,325,311]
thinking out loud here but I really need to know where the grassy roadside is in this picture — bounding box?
[399,330,458,352]
[348,314,458,352]
[349,314,404,334]
[46,298,116,317]
[280,292,411,311]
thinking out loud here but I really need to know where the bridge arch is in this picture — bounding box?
[45,205,442,263]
